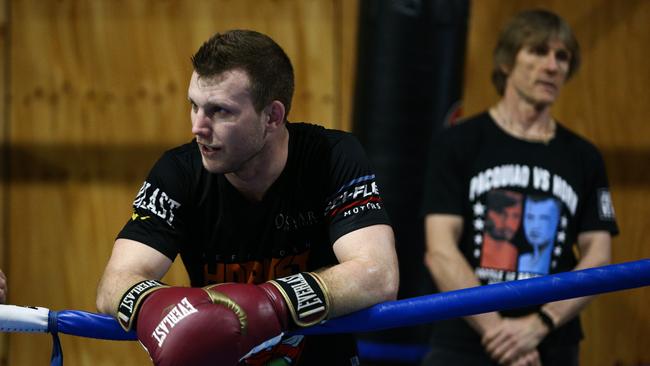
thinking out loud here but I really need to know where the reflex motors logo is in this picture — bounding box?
[325,175,382,218]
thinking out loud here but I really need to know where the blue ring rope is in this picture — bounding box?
[298,258,650,335]
[52,259,650,340]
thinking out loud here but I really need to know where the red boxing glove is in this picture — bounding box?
[136,285,284,365]
[117,273,330,366]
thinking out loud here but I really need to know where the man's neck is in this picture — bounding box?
[491,93,556,143]
[226,126,289,202]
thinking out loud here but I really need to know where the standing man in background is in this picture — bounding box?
[421,9,617,366]
[96,29,398,365]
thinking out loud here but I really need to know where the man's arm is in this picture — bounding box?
[482,230,611,364]
[424,214,503,333]
[425,214,543,365]
[96,238,173,315]
[316,224,399,318]
[536,230,611,326]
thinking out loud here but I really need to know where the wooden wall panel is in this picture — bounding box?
[464,1,650,365]
[5,0,357,365]
[336,0,360,132]
[0,0,8,364]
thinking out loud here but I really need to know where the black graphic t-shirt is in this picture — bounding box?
[422,112,618,351]
[118,122,390,365]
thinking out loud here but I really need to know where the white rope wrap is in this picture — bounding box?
[0,305,50,333]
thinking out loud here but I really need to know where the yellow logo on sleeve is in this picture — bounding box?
[131,212,151,221]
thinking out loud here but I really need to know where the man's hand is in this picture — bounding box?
[482,314,549,364]
[0,269,7,303]
[508,349,542,366]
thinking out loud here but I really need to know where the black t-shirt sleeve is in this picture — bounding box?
[116,150,192,260]
[576,144,619,235]
[421,126,467,216]
[323,132,391,243]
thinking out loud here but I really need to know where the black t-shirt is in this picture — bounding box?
[422,112,618,351]
[118,122,391,365]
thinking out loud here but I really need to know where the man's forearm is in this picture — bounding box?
[540,232,611,328]
[319,224,398,318]
[316,257,398,318]
[425,249,501,335]
[425,215,501,335]
[538,231,612,328]
[96,239,174,316]
[96,272,150,316]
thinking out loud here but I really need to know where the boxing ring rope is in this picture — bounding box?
[1,259,649,365]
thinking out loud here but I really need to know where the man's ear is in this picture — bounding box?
[264,100,286,129]
[500,63,511,76]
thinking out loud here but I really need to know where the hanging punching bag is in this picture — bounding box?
[352,0,469,364]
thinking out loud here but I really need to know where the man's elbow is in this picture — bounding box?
[95,281,114,315]
[96,296,109,315]
[371,261,399,302]
[384,271,399,301]
[579,231,613,268]
[596,251,611,267]
[423,248,450,276]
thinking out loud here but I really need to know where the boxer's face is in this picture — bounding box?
[188,69,268,174]
[524,199,559,247]
[487,204,522,241]
[506,39,570,106]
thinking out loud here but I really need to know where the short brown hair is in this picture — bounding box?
[191,29,295,116]
[492,9,580,95]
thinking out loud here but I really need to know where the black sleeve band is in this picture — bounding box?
[268,272,330,327]
[117,279,167,331]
